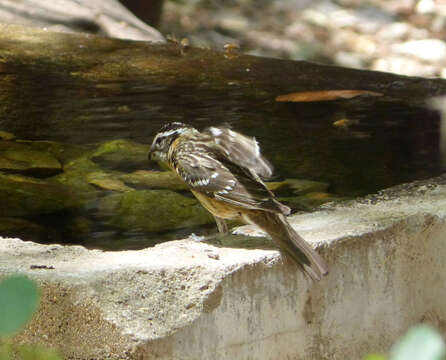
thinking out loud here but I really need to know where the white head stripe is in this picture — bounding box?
[158,128,186,138]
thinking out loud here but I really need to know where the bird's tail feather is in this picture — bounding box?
[245,211,328,280]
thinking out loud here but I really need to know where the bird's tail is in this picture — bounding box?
[245,211,329,281]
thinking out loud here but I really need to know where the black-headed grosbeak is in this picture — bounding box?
[148,122,328,280]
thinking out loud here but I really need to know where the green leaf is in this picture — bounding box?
[0,275,40,337]
[364,354,388,360]
[391,325,446,360]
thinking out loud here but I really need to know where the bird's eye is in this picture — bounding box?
[155,137,162,146]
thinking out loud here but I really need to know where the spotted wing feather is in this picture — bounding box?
[204,127,273,179]
[171,140,289,214]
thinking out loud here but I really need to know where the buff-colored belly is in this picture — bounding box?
[192,190,241,220]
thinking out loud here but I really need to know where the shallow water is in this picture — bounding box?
[0,68,443,249]
[4,69,441,194]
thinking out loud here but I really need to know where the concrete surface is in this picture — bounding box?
[1,175,446,359]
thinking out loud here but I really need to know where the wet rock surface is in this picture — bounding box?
[0,132,346,247]
[120,170,188,191]
[0,173,80,217]
[0,141,62,177]
[0,131,15,140]
[100,190,214,232]
[87,171,133,192]
[0,217,55,242]
[90,139,150,171]
[51,155,103,195]
[0,23,444,248]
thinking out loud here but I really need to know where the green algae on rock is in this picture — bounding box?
[91,139,150,171]
[0,173,81,217]
[120,170,188,191]
[0,217,58,242]
[0,141,62,177]
[87,171,133,192]
[64,216,92,237]
[51,155,103,194]
[17,140,87,165]
[100,190,214,232]
[0,131,15,141]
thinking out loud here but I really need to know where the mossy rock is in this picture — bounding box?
[64,216,92,235]
[0,131,15,140]
[87,171,133,192]
[101,190,214,232]
[51,155,103,194]
[17,140,88,165]
[0,217,58,242]
[0,173,81,217]
[90,139,150,171]
[0,140,62,177]
[120,170,188,191]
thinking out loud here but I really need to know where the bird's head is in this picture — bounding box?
[148,122,194,163]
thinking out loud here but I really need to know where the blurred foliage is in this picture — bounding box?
[0,275,62,360]
[364,324,446,360]
[391,325,446,360]
[0,276,39,337]
[364,355,387,360]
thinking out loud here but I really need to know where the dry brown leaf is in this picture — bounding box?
[275,90,383,102]
[332,118,359,128]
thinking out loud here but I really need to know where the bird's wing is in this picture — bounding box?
[172,140,289,215]
[203,126,273,179]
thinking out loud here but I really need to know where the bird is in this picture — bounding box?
[148,122,328,280]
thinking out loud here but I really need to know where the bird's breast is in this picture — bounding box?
[191,190,241,220]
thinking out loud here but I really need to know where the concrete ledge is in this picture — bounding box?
[1,176,446,359]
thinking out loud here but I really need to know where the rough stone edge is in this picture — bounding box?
[132,213,446,359]
[1,174,446,359]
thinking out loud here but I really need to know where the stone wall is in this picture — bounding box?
[1,176,445,359]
